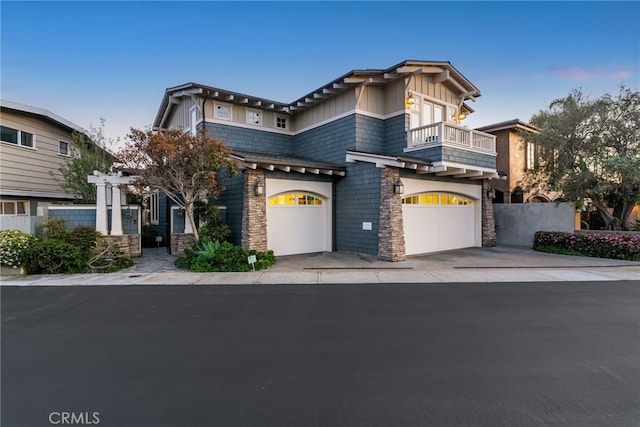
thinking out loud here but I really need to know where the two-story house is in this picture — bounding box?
[477,119,559,204]
[0,100,89,233]
[152,60,499,260]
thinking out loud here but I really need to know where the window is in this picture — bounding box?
[215,103,231,120]
[268,193,322,206]
[247,110,261,126]
[149,191,159,224]
[0,201,28,215]
[1,125,34,148]
[275,116,288,129]
[402,192,472,206]
[407,93,457,129]
[59,141,69,156]
[190,107,198,135]
[525,141,538,170]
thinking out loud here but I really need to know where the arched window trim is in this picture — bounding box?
[401,192,474,206]
[268,191,324,206]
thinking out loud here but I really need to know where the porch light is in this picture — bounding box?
[453,111,469,123]
[486,186,496,199]
[254,180,264,196]
[406,94,415,107]
[393,178,404,195]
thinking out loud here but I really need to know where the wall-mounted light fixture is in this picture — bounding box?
[394,178,404,195]
[406,94,415,107]
[254,180,264,196]
[486,186,496,199]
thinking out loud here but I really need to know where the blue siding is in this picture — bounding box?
[204,122,294,155]
[49,207,139,234]
[383,114,409,155]
[217,173,245,246]
[401,146,495,169]
[172,209,186,233]
[354,114,385,154]
[49,209,96,228]
[150,192,169,245]
[335,162,380,255]
[295,115,356,164]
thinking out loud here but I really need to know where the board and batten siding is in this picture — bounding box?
[407,74,461,106]
[203,100,289,133]
[0,112,73,197]
[292,91,357,132]
[166,97,196,131]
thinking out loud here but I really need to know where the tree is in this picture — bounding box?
[55,120,115,203]
[117,128,237,241]
[519,86,640,230]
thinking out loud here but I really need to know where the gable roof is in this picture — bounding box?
[0,99,86,134]
[476,119,539,134]
[154,59,482,129]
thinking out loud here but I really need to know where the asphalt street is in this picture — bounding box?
[2,281,639,427]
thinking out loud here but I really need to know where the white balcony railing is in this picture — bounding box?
[407,122,496,154]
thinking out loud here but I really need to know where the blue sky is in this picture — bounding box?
[2,1,639,148]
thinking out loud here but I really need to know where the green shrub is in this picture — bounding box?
[42,218,69,240]
[195,202,230,243]
[68,226,100,251]
[26,239,87,274]
[175,240,276,272]
[534,231,640,261]
[0,230,36,267]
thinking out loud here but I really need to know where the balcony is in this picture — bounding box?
[407,122,496,155]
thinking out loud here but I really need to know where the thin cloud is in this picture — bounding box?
[550,67,632,80]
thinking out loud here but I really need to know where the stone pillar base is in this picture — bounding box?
[241,170,267,252]
[482,180,497,247]
[98,235,142,258]
[170,233,195,256]
[378,168,407,262]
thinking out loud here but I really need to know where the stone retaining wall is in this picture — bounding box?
[171,233,195,256]
[99,235,141,258]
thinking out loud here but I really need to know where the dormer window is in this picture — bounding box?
[215,103,231,121]
[247,110,261,126]
[275,116,288,130]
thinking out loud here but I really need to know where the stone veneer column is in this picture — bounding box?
[378,167,407,262]
[482,180,497,247]
[241,169,268,252]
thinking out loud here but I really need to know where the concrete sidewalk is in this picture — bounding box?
[1,246,638,286]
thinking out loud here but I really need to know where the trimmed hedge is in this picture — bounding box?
[533,231,640,261]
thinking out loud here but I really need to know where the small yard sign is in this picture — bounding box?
[247,255,257,270]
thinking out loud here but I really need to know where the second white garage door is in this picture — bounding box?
[266,179,332,256]
[402,192,476,255]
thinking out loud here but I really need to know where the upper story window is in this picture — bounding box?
[149,190,159,225]
[59,141,70,156]
[247,110,261,126]
[275,116,288,130]
[1,125,34,148]
[0,200,28,215]
[525,141,538,170]
[215,103,232,120]
[407,93,456,129]
[190,106,198,135]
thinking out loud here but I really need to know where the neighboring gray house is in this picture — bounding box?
[153,60,498,260]
[0,100,87,233]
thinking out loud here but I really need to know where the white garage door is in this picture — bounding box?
[267,191,329,256]
[402,192,476,255]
